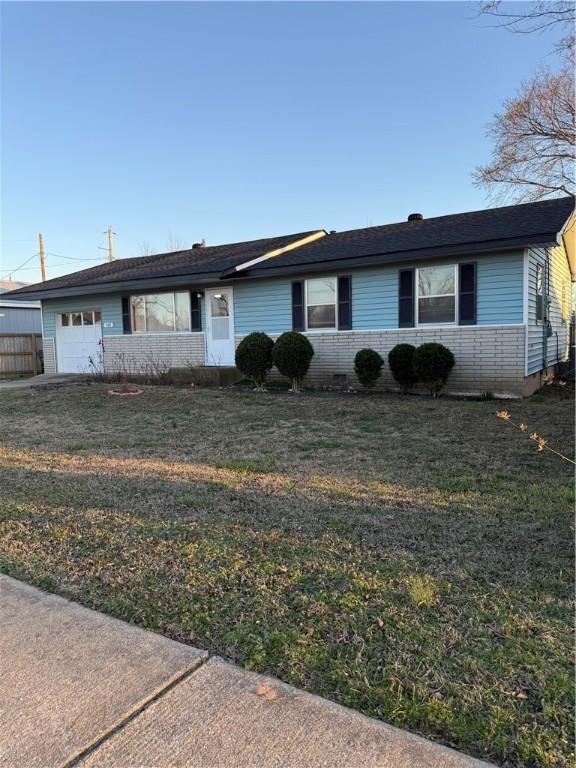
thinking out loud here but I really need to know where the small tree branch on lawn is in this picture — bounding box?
[496,410,576,464]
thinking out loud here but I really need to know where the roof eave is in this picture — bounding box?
[1,271,224,301]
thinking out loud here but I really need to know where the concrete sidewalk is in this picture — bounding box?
[0,575,494,768]
[0,373,87,390]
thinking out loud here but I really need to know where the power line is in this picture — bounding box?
[0,252,39,281]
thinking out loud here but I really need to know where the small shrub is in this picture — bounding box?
[235,332,274,390]
[272,332,314,392]
[354,348,384,389]
[479,391,495,401]
[388,343,418,393]
[412,342,455,396]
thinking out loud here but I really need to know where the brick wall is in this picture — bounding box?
[43,338,56,374]
[103,333,205,374]
[236,326,526,396]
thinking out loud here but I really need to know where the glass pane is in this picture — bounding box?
[61,313,70,326]
[174,292,191,331]
[71,312,82,326]
[307,304,336,329]
[94,311,101,324]
[131,297,146,332]
[418,296,455,324]
[307,277,336,306]
[212,316,229,340]
[418,265,455,297]
[83,312,94,326]
[211,294,229,318]
[146,294,175,333]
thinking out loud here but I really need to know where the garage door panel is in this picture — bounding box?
[57,311,102,373]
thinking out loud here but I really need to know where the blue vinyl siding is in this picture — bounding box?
[233,251,524,334]
[476,253,523,325]
[234,279,292,334]
[42,295,124,338]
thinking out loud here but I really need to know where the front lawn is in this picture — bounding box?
[0,384,573,766]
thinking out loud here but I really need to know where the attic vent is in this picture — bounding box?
[192,239,206,249]
[407,213,423,222]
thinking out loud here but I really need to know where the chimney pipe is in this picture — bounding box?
[407,213,423,222]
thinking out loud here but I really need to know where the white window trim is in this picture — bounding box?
[416,264,458,327]
[131,291,191,334]
[305,276,338,331]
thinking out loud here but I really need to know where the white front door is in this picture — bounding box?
[205,287,235,366]
[57,311,103,373]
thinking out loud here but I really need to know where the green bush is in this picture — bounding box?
[354,348,384,389]
[388,343,418,393]
[412,342,455,396]
[235,332,274,390]
[272,332,314,391]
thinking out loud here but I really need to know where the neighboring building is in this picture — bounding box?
[0,282,41,334]
[4,196,575,396]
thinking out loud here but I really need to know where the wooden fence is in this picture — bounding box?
[0,334,43,377]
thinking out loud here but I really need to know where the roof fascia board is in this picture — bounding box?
[558,209,575,279]
[0,299,41,308]
[221,230,327,277]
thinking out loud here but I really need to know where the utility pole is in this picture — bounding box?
[38,233,46,281]
[102,226,116,262]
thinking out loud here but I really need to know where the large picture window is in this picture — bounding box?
[417,265,456,324]
[306,277,337,329]
[130,292,191,333]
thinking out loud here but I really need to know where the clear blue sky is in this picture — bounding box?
[0,1,563,282]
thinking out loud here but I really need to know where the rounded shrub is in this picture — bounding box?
[388,343,418,393]
[235,332,274,390]
[272,332,314,392]
[354,348,384,390]
[412,342,455,396]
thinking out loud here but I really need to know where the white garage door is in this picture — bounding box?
[57,311,103,373]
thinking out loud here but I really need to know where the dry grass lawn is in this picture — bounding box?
[0,382,573,767]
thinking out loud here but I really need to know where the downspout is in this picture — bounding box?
[542,252,550,371]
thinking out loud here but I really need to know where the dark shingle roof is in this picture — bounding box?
[5,196,574,299]
[6,230,320,297]
[243,196,575,274]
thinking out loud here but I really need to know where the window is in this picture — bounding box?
[130,292,191,333]
[417,265,456,324]
[306,277,337,329]
[60,311,101,327]
[536,264,544,322]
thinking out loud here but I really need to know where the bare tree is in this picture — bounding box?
[138,241,155,257]
[477,1,575,59]
[166,234,187,252]
[474,69,575,202]
[474,1,575,202]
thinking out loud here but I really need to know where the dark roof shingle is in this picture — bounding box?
[245,196,575,273]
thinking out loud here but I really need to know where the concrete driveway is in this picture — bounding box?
[0,575,494,768]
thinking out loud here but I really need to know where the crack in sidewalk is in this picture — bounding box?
[59,653,210,768]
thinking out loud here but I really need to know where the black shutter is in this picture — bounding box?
[292,281,304,331]
[190,292,202,331]
[121,296,132,334]
[337,275,352,330]
[398,269,415,328]
[459,263,476,325]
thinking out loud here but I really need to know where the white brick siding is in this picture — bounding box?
[237,326,526,397]
[43,338,56,374]
[103,333,205,375]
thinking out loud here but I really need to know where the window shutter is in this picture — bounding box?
[121,296,132,334]
[459,263,476,325]
[337,275,352,330]
[190,292,202,331]
[398,269,415,328]
[292,281,304,331]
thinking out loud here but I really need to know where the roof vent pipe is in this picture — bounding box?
[192,239,206,249]
[407,213,423,222]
